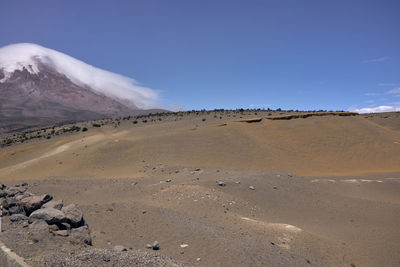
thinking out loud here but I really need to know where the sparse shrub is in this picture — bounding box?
[82,127,88,132]
[202,118,206,121]
[92,123,101,127]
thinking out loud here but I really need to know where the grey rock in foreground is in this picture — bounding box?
[42,199,63,210]
[62,204,84,227]
[20,194,52,214]
[70,225,92,245]
[29,207,67,224]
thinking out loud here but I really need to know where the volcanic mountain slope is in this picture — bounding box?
[0,43,161,135]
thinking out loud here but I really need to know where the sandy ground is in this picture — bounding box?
[0,111,400,266]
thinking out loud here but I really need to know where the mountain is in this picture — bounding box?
[0,43,162,136]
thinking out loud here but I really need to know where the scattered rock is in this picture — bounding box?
[166,179,172,183]
[2,197,18,209]
[146,244,153,249]
[288,173,293,177]
[180,244,189,248]
[10,214,28,222]
[0,190,7,198]
[216,181,226,187]
[29,208,67,224]
[249,186,255,190]
[8,205,25,215]
[0,184,6,190]
[273,186,278,190]
[196,258,201,261]
[113,245,127,252]
[21,182,28,187]
[42,199,64,210]
[55,230,69,237]
[152,241,160,250]
[195,168,201,171]
[235,181,241,184]
[5,187,26,197]
[62,204,83,227]
[20,194,53,214]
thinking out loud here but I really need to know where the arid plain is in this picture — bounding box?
[1,110,400,266]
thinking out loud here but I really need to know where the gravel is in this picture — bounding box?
[30,248,192,267]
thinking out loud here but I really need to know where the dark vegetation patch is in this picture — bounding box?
[266,112,358,120]
[0,108,359,147]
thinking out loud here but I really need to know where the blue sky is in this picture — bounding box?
[1,0,399,112]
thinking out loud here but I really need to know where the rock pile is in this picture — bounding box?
[0,183,91,245]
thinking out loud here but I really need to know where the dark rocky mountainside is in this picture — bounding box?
[0,66,162,136]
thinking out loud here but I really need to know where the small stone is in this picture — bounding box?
[55,230,69,237]
[166,179,172,183]
[9,205,25,215]
[288,173,293,177]
[196,258,201,261]
[21,182,28,187]
[217,181,226,187]
[273,186,278,190]
[146,244,153,249]
[5,187,26,197]
[235,181,241,184]
[195,168,201,171]
[113,245,127,252]
[152,241,160,250]
[180,243,189,248]
[249,186,255,190]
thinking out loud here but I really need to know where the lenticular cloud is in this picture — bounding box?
[0,43,159,109]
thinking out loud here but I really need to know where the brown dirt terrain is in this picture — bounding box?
[0,111,399,266]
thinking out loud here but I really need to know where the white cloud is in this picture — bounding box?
[364,92,378,96]
[349,105,400,113]
[378,83,400,87]
[386,87,400,96]
[362,57,390,63]
[0,43,159,109]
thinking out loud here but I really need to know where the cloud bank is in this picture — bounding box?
[350,105,400,113]
[0,43,159,109]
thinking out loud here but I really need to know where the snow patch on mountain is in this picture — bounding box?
[0,43,158,109]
